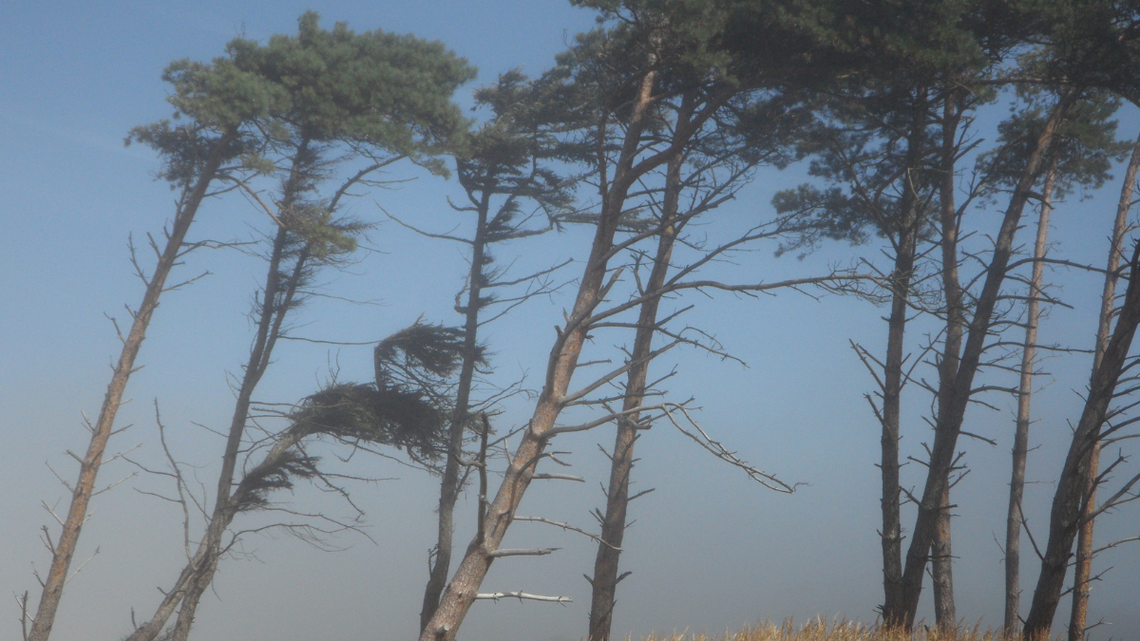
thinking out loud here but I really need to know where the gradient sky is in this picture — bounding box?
[2,2,1139,641]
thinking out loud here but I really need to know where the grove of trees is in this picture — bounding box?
[7,2,1140,640]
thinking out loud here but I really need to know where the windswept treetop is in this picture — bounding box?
[223,11,477,159]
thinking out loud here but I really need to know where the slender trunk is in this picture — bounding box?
[1066,132,1140,641]
[128,142,313,641]
[169,231,308,641]
[932,93,965,630]
[894,93,1076,630]
[27,128,237,641]
[588,151,683,641]
[1005,160,1057,636]
[1066,442,1099,641]
[420,189,492,632]
[878,201,919,623]
[931,484,955,628]
[878,97,928,626]
[1024,241,1140,637]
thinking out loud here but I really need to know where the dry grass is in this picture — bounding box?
[636,619,1038,641]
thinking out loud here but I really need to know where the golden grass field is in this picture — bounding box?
[635,620,1052,641]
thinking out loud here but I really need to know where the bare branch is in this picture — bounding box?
[474,591,572,604]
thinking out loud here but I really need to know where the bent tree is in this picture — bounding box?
[25,52,287,641]
[415,70,579,631]
[123,13,473,641]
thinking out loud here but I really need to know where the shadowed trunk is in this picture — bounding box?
[932,92,966,631]
[127,142,314,641]
[931,483,956,628]
[1024,241,1140,637]
[878,97,929,625]
[420,68,733,641]
[588,151,683,641]
[420,189,491,632]
[418,68,662,641]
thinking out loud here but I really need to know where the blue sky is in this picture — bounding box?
[3,2,1140,641]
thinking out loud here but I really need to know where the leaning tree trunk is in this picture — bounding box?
[168,224,307,641]
[1066,131,1140,641]
[27,127,237,641]
[1004,160,1058,636]
[1024,241,1140,638]
[420,72,732,641]
[932,92,966,631]
[876,96,929,627]
[419,68,664,641]
[420,189,492,632]
[588,151,683,641]
[891,94,1077,630]
[127,143,313,641]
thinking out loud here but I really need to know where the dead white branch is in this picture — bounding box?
[475,591,572,604]
[486,548,559,558]
[515,515,621,550]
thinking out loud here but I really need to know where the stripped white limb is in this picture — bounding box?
[475,590,572,605]
[660,403,798,493]
[514,515,621,550]
[40,501,65,528]
[487,547,559,558]
[532,473,585,482]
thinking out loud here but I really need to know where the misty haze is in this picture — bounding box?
[2,2,1140,641]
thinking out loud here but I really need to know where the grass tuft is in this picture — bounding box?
[635,619,1046,641]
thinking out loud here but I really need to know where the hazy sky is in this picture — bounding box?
[2,2,1139,641]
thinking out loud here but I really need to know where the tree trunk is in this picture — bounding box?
[27,127,237,641]
[1005,159,1057,636]
[1066,131,1140,641]
[418,68,662,641]
[877,97,928,626]
[420,71,730,641]
[931,483,956,628]
[128,144,313,641]
[168,225,307,641]
[420,190,492,632]
[1024,241,1140,637]
[588,150,683,641]
[932,92,965,631]
[893,93,1076,630]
